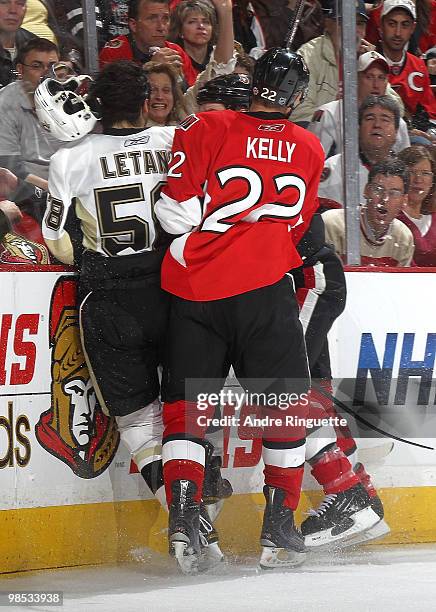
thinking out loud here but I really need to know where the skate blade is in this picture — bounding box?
[171,540,199,575]
[259,546,307,570]
[304,506,381,550]
[337,519,391,548]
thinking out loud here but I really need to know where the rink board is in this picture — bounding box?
[0,267,435,573]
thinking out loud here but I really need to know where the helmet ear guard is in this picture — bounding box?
[34,76,100,142]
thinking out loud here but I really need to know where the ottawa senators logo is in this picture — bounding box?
[0,233,50,265]
[35,277,119,478]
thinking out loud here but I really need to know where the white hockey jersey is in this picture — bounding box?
[42,127,175,262]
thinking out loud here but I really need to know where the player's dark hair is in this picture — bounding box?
[88,61,149,129]
[358,94,400,129]
[16,37,59,66]
[128,0,169,21]
[368,158,410,193]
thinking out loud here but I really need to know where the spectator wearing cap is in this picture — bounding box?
[308,51,409,157]
[0,0,36,89]
[292,0,372,125]
[322,158,414,267]
[99,0,198,87]
[318,95,401,208]
[366,0,436,56]
[376,0,436,131]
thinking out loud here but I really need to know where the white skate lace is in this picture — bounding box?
[308,494,337,517]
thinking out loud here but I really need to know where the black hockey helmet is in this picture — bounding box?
[252,48,310,109]
[197,73,251,110]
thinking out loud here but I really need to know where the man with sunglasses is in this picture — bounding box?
[322,158,414,267]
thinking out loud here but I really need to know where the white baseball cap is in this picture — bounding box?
[381,0,416,20]
[358,51,389,73]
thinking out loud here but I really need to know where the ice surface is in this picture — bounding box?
[2,545,436,612]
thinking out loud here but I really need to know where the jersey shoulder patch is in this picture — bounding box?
[177,114,200,132]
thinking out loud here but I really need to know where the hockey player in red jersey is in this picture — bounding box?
[155,48,325,573]
[190,74,388,550]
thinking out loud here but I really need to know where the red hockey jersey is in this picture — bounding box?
[155,110,325,301]
[388,52,436,118]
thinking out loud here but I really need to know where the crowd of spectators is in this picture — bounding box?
[0,0,435,267]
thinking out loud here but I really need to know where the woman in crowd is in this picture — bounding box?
[144,63,188,126]
[169,0,218,77]
[397,145,436,265]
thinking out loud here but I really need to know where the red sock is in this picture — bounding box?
[310,447,359,494]
[355,462,377,498]
[163,459,204,504]
[264,464,304,510]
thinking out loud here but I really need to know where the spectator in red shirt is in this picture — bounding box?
[366,0,436,55]
[376,0,436,133]
[99,0,197,86]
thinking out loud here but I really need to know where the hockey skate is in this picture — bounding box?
[203,443,233,522]
[168,480,201,575]
[198,503,225,572]
[259,485,307,570]
[337,464,390,547]
[301,483,381,550]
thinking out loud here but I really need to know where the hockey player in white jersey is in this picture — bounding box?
[38,60,222,570]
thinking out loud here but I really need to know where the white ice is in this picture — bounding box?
[2,544,436,612]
